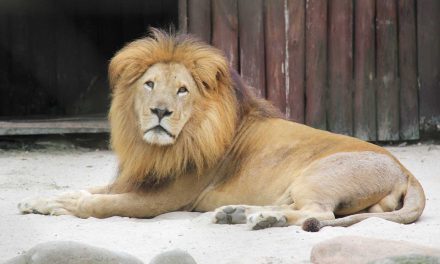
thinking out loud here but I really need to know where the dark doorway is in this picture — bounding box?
[0,0,178,120]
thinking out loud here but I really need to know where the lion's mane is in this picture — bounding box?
[108,29,278,192]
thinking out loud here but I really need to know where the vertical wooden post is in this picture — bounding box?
[354,0,376,141]
[238,0,266,97]
[188,0,211,43]
[212,0,238,69]
[398,0,419,140]
[328,0,353,135]
[305,0,327,130]
[376,0,399,141]
[178,0,188,33]
[286,0,305,123]
[417,0,440,130]
[264,0,286,114]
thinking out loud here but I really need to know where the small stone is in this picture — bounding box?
[149,249,197,264]
[398,142,407,147]
[370,254,440,264]
[311,236,440,264]
[3,241,143,264]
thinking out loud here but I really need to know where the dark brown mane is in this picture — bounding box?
[108,29,282,193]
[230,69,282,120]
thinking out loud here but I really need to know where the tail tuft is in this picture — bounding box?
[302,218,321,232]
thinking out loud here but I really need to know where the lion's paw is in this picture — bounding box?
[247,212,288,230]
[18,196,62,215]
[18,190,92,218]
[213,205,247,224]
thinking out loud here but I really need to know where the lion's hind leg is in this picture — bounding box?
[368,187,405,213]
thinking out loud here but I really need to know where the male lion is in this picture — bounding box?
[19,29,425,231]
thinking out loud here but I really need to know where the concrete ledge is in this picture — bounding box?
[0,118,109,135]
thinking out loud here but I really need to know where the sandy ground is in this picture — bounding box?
[0,144,439,263]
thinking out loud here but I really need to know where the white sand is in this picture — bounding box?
[0,144,439,263]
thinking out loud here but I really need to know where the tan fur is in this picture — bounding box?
[108,29,240,191]
[18,29,425,231]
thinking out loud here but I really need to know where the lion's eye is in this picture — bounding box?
[177,86,188,96]
[144,81,154,91]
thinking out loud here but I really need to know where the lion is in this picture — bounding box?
[18,29,425,232]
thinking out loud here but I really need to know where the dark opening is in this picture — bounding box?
[0,0,178,120]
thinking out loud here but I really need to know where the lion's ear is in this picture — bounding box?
[191,49,231,93]
[108,40,152,90]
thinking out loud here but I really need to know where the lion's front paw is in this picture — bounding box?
[213,205,247,224]
[18,196,60,215]
[247,212,288,230]
[18,190,92,218]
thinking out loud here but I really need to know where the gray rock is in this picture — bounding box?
[149,249,197,264]
[311,236,440,264]
[369,254,440,264]
[3,241,143,264]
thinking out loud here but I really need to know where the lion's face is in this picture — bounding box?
[133,62,199,146]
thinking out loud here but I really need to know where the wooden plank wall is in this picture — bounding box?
[354,0,376,141]
[376,0,399,141]
[328,0,353,135]
[305,0,327,130]
[286,0,305,123]
[181,0,434,141]
[398,0,418,139]
[265,0,286,115]
[238,0,266,98]
[417,0,440,132]
[212,0,239,70]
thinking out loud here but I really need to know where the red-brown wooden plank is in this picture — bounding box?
[286,0,305,123]
[354,0,376,141]
[328,0,353,135]
[417,0,440,131]
[178,0,188,33]
[305,0,327,130]
[264,0,286,114]
[188,0,211,43]
[212,0,238,69]
[398,0,419,140]
[376,0,399,141]
[238,0,265,97]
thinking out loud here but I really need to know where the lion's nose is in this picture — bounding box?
[150,108,173,121]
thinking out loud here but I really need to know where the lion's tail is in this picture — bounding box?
[303,173,426,232]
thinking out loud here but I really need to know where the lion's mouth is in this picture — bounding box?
[145,125,175,138]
